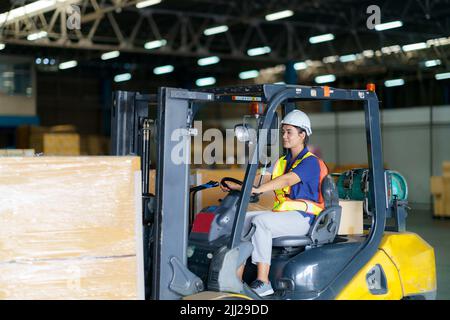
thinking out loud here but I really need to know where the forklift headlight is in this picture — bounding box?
[234,124,250,142]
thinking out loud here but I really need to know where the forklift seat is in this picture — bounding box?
[272,175,342,248]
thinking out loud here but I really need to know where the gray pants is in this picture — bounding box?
[243,210,311,265]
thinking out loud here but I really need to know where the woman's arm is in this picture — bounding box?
[252,172,300,194]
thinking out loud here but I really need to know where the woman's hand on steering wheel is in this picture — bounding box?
[220,181,241,192]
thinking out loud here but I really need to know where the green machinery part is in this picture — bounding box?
[335,168,408,204]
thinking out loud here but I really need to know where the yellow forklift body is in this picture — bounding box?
[336,232,436,299]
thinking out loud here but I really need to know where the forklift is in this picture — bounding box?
[111,84,436,300]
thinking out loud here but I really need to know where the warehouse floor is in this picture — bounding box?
[408,208,450,299]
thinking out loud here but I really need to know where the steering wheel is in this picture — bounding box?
[220,177,261,203]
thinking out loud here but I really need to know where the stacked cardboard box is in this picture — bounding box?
[0,149,34,157]
[80,135,110,155]
[0,156,144,299]
[431,161,450,217]
[17,125,80,155]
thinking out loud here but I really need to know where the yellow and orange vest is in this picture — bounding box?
[271,151,328,215]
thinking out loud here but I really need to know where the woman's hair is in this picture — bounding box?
[295,127,309,146]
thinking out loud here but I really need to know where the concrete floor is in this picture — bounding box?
[407,208,450,299]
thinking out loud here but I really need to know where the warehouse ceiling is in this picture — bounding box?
[0,0,449,85]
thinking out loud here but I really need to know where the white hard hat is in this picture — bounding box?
[281,110,312,136]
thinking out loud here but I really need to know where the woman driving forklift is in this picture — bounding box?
[221,109,328,297]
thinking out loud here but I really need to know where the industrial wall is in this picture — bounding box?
[310,105,450,206]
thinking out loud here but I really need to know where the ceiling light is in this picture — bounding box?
[136,0,161,9]
[309,33,334,44]
[385,79,405,87]
[0,43,5,50]
[402,42,428,52]
[27,31,47,41]
[203,25,228,36]
[427,37,450,47]
[58,60,78,70]
[0,0,79,25]
[239,70,259,80]
[196,77,216,87]
[293,62,307,70]
[362,50,374,58]
[323,56,339,64]
[247,46,271,56]
[114,73,132,83]
[315,74,336,84]
[265,10,294,21]
[375,21,403,31]
[339,54,357,63]
[435,72,450,80]
[424,59,441,68]
[197,56,220,66]
[101,51,120,60]
[153,65,174,75]
[144,39,167,50]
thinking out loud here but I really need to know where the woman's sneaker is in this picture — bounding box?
[250,280,274,297]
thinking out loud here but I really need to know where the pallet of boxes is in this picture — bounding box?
[0,156,145,299]
[430,162,450,218]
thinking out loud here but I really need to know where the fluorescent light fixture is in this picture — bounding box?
[427,37,450,47]
[402,42,427,52]
[0,0,80,25]
[153,65,174,75]
[381,45,401,54]
[58,60,78,70]
[323,56,339,64]
[339,54,357,63]
[196,77,216,87]
[309,33,334,44]
[247,46,271,56]
[294,62,307,70]
[362,50,374,58]
[315,74,336,84]
[203,25,228,36]
[27,31,47,41]
[144,39,167,50]
[274,81,285,84]
[101,50,120,60]
[136,0,161,9]
[435,72,450,80]
[424,59,441,68]
[375,20,403,31]
[0,43,5,50]
[239,70,259,80]
[385,79,405,87]
[265,10,294,21]
[197,56,220,66]
[114,73,132,83]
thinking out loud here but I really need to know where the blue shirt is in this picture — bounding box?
[277,147,321,224]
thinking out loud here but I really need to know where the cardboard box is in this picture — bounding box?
[17,125,80,155]
[0,156,144,299]
[0,149,34,157]
[80,135,110,155]
[430,175,450,217]
[191,168,274,212]
[338,200,363,235]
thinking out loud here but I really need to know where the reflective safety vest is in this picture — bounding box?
[272,151,328,215]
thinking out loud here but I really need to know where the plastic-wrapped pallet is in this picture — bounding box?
[0,156,144,300]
